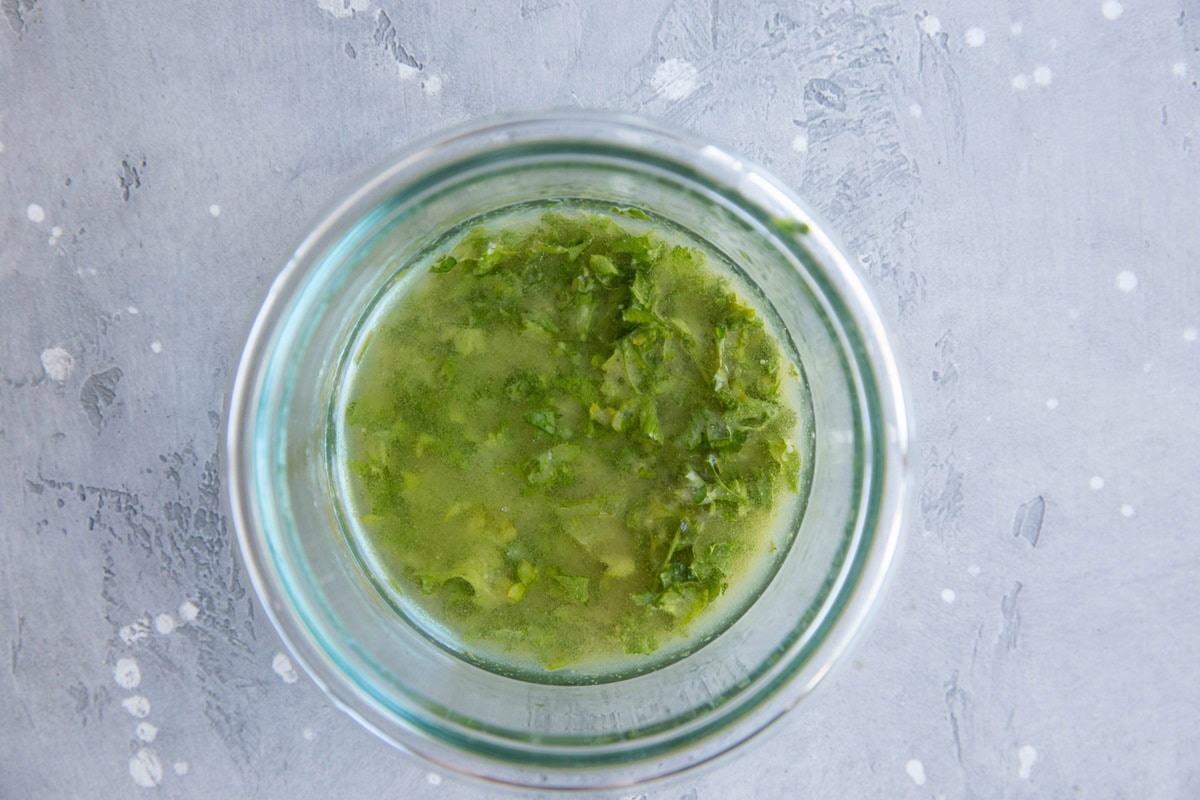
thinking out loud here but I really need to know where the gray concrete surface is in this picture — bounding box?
[3,0,1198,796]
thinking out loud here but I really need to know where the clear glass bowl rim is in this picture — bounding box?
[226,109,913,791]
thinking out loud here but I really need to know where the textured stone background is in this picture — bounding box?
[2,0,1198,796]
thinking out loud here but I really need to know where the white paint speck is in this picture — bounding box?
[120,618,151,646]
[302,727,316,742]
[40,347,74,382]
[1012,74,1030,91]
[26,203,46,223]
[1045,397,1059,410]
[208,204,221,218]
[1018,744,1038,780]
[651,58,699,101]
[919,15,941,37]
[965,27,986,47]
[1010,21,1023,36]
[940,588,957,604]
[790,131,809,153]
[136,722,158,743]
[1183,327,1197,342]
[906,759,927,786]
[272,652,299,683]
[1033,66,1053,86]
[1173,61,1188,78]
[967,564,981,577]
[129,748,164,788]
[1101,0,1124,20]
[1089,476,1105,491]
[422,74,443,95]
[316,0,371,18]
[179,600,199,622]
[122,695,151,719]
[150,340,163,354]
[154,613,176,635]
[173,761,190,776]
[48,225,63,246]
[1120,504,1135,518]
[1116,270,1138,292]
[908,103,923,118]
[396,62,420,81]
[426,773,443,787]
[114,658,142,690]
[126,305,139,315]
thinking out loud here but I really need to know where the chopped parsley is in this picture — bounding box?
[342,207,803,672]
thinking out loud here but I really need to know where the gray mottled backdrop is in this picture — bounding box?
[2,0,1198,797]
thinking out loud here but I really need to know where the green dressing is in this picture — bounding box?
[338,206,806,675]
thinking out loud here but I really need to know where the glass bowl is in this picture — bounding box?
[226,111,911,791]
